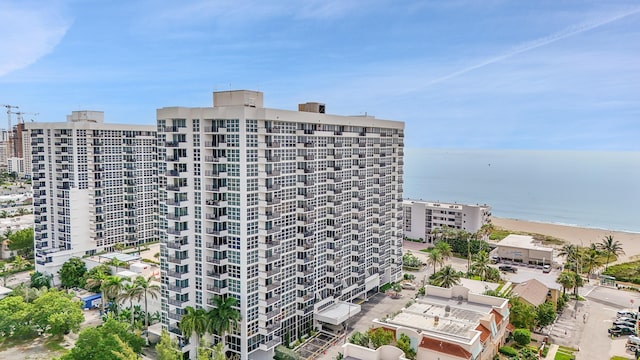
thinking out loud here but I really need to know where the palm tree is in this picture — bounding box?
[16,207,28,216]
[597,235,625,270]
[207,296,241,350]
[558,244,580,271]
[102,276,129,314]
[134,276,161,339]
[581,249,599,278]
[431,265,461,288]
[426,249,443,274]
[572,271,584,297]
[434,241,452,263]
[86,275,109,315]
[179,306,208,352]
[118,282,144,327]
[556,271,575,296]
[471,250,492,281]
[12,255,29,271]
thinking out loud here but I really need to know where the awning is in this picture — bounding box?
[314,302,361,326]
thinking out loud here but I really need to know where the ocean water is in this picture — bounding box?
[403,149,640,233]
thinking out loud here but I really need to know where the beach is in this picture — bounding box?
[492,217,640,263]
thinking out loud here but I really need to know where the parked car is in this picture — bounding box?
[617,316,637,324]
[490,256,501,264]
[617,310,638,319]
[613,320,637,328]
[499,265,517,273]
[401,282,416,290]
[627,335,640,346]
[542,265,551,273]
[609,326,637,337]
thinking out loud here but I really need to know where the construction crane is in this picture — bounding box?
[1,104,18,134]
[11,111,39,124]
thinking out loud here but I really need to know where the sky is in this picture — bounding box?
[1,0,639,151]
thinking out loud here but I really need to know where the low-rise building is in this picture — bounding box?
[511,278,558,308]
[403,200,491,244]
[492,235,553,266]
[345,285,511,360]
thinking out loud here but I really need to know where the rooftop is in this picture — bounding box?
[498,234,554,252]
[511,279,549,306]
[403,199,490,210]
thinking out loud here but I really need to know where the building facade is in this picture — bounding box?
[403,200,491,244]
[27,111,159,276]
[157,90,404,359]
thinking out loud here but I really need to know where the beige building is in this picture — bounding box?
[511,278,559,308]
[493,235,554,266]
[402,200,491,244]
[344,285,512,360]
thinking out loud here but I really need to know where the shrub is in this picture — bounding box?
[513,328,531,346]
[499,346,518,357]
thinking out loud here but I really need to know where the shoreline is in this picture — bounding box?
[492,217,640,263]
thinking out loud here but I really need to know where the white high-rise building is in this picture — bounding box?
[403,200,491,244]
[157,90,404,359]
[26,111,159,276]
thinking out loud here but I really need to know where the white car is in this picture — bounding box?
[401,282,416,290]
[542,265,551,273]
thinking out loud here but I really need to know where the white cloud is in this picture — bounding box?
[0,1,72,77]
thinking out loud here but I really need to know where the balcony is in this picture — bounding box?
[205,242,228,250]
[205,185,227,193]
[205,256,228,265]
[166,228,187,235]
[266,253,280,262]
[168,298,188,306]
[263,295,280,306]
[166,241,188,249]
[206,285,228,294]
[205,228,227,236]
[167,284,189,292]
[167,256,189,264]
[206,271,228,280]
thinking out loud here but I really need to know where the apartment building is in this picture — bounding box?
[344,285,511,360]
[157,90,404,359]
[27,111,159,276]
[403,200,491,244]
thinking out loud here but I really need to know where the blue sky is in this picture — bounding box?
[1,0,639,150]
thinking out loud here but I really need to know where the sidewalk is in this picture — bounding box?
[544,344,559,360]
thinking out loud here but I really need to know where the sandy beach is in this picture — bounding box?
[492,217,640,263]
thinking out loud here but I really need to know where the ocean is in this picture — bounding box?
[403,149,640,233]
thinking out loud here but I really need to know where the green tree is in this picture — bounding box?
[83,264,112,291]
[471,250,492,281]
[7,228,34,258]
[102,276,129,313]
[426,248,443,273]
[430,265,461,288]
[582,249,599,277]
[556,271,575,296]
[348,331,369,347]
[558,244,580,271]
[518,347,539,360]
[11,255,29,271]
[509,298,536,330]
[391,283,402,298]
[0,295,33,338]
[572,271,584,297]
[535,302,557,328]
[197,339,213,360]
[212,342,226,360]
[31,288,84,336]
[597,235,625,270]
[111,334,140,360]
[155,329,182,360]
[367,327,394,349]
[108,258,129,273]
[30,271,53,288]
[180,306,208,351]
[512,328,531,346]
[134,275,161,338]
[207,295,241,349]
[434,241,452,262]
[113,243,126,253]
[59,257,88,289]
[119,282,144,327]
[61,317,145,360]
[396,333,416,360]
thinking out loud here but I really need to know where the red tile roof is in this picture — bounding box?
[491,309,503,325]
[475,324,491,342]
[507,323,515,332]
[419,337,472,359]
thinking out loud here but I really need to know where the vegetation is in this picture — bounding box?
[60,317,145,360]
[535,302,557,328]
[30,271,53,288]
[429,265,462,288]
[603,259,640,284]
[349,331,370,347]
[512,328,531,346]
[509,298,536,330]
[0,288,84,339]
[6,228,34,259]
[426,249,443,273]
[470,250,499,281]
[367,327,394,349]
[396,333,416,360]
[499,346,518,357]
[58,258,88,289]
[401,252,423,269]
[274,345,302,360]
[598,235,625,270]
[155,329,182,360]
